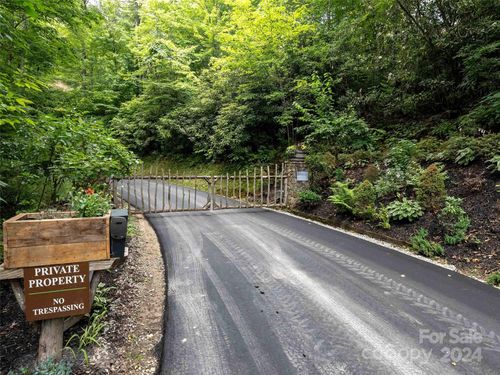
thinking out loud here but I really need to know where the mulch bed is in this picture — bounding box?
[295,163,499,279]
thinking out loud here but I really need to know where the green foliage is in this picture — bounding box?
[438,197,470,245]
[70,191,111,218]
[487,155,500,173]
[352,180,376,218]
[363,165,380,182]
[303,110,374,153]
[387,140,417,169]
[487,272,500,286]
[386,198,424,222]
[65,283,111,364]
[285,145,297,159]
[410,229,444,258]
[416,164,446,212]
[8,358,72,375]
[328,182,354,213]
[455,148,476,166]
[298,190,322,206]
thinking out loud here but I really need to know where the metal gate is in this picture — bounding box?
[111,164,289,214]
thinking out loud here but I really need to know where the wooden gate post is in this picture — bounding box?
[38,318,65,362]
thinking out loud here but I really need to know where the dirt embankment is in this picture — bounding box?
[75,215,166,374]
[294,163,499,280]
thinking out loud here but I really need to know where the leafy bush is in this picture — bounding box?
[363,164,380,182]
[352,180,376,218]
[285,145,297,158]
[416,164,446,212]
[387,140,416,169]
[328,182,354,213]
[70,190,111,217]
[487,272,500,286]
[410,229,444,257]
[386,198,423,222]
[438,197,470,245]
[372,207,391,229]
[8,358,72,375]
[298,190,322,207]
[304,111,374,152]
[374,161,423,198]
[304,152,337,190]
[487,155,500,173]
[455,147,475,166]
[415,137,441,161]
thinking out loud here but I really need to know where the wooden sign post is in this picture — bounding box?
[0,211,118,362]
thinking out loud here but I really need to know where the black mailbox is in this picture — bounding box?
[110,209,128,257]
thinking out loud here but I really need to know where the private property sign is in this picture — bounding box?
[23,262,90,321]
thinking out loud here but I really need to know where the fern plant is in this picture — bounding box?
[386,198,423,222]
[438,196,470,245]
[410,229,444,257]
[455,147,475,166]
[328,182,354,213]
[487,155,500,173]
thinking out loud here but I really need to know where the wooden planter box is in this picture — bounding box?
[3,212,110,269]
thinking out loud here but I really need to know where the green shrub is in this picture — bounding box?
[487,272,500,286]
[410,228,444,257]
[455,147,475,166]
[70,190,111,217]
[298,190,322,206]
[387,139,416,168]
[352,180,376,218]
[415,137,441,161]
[416,164,446,212]
[438,197,470,245]
[487,155,500,173]
[374,161,423,198]
[386,198,423,222]
[8,358,73,375]
[363,164,380,182]
[328,182,354,213]
[305,152,337,190]
[372,207,391,229]
[285,145,297,158]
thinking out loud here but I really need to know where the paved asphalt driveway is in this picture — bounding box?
[123,180,500,374]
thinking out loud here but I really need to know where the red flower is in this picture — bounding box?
[85,187,95,195]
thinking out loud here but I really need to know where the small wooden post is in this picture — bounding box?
[168,170,172,212]
[127,172,131,214]
[238,171,242,208]
[267,165,271,206]
[175,170,179,211]
[148,166,153,213]
[181,172,185,211]
[210,175,215,211]
[225,173,229,208]
[246,169,249,207]
[162,169,166,212]
[194,177,197,209]
[219,174,223,208]
[274,164,278,206]
[38,318,65,362]
[154,164,159,213]
[140,164,145,213]
[280,163,284,205]
[232,172,236,198]
[253,168,256,208]
[260,166,264,207]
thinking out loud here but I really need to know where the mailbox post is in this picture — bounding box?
[110,209,128,257]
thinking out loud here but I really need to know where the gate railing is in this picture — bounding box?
[111,164,289,214]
